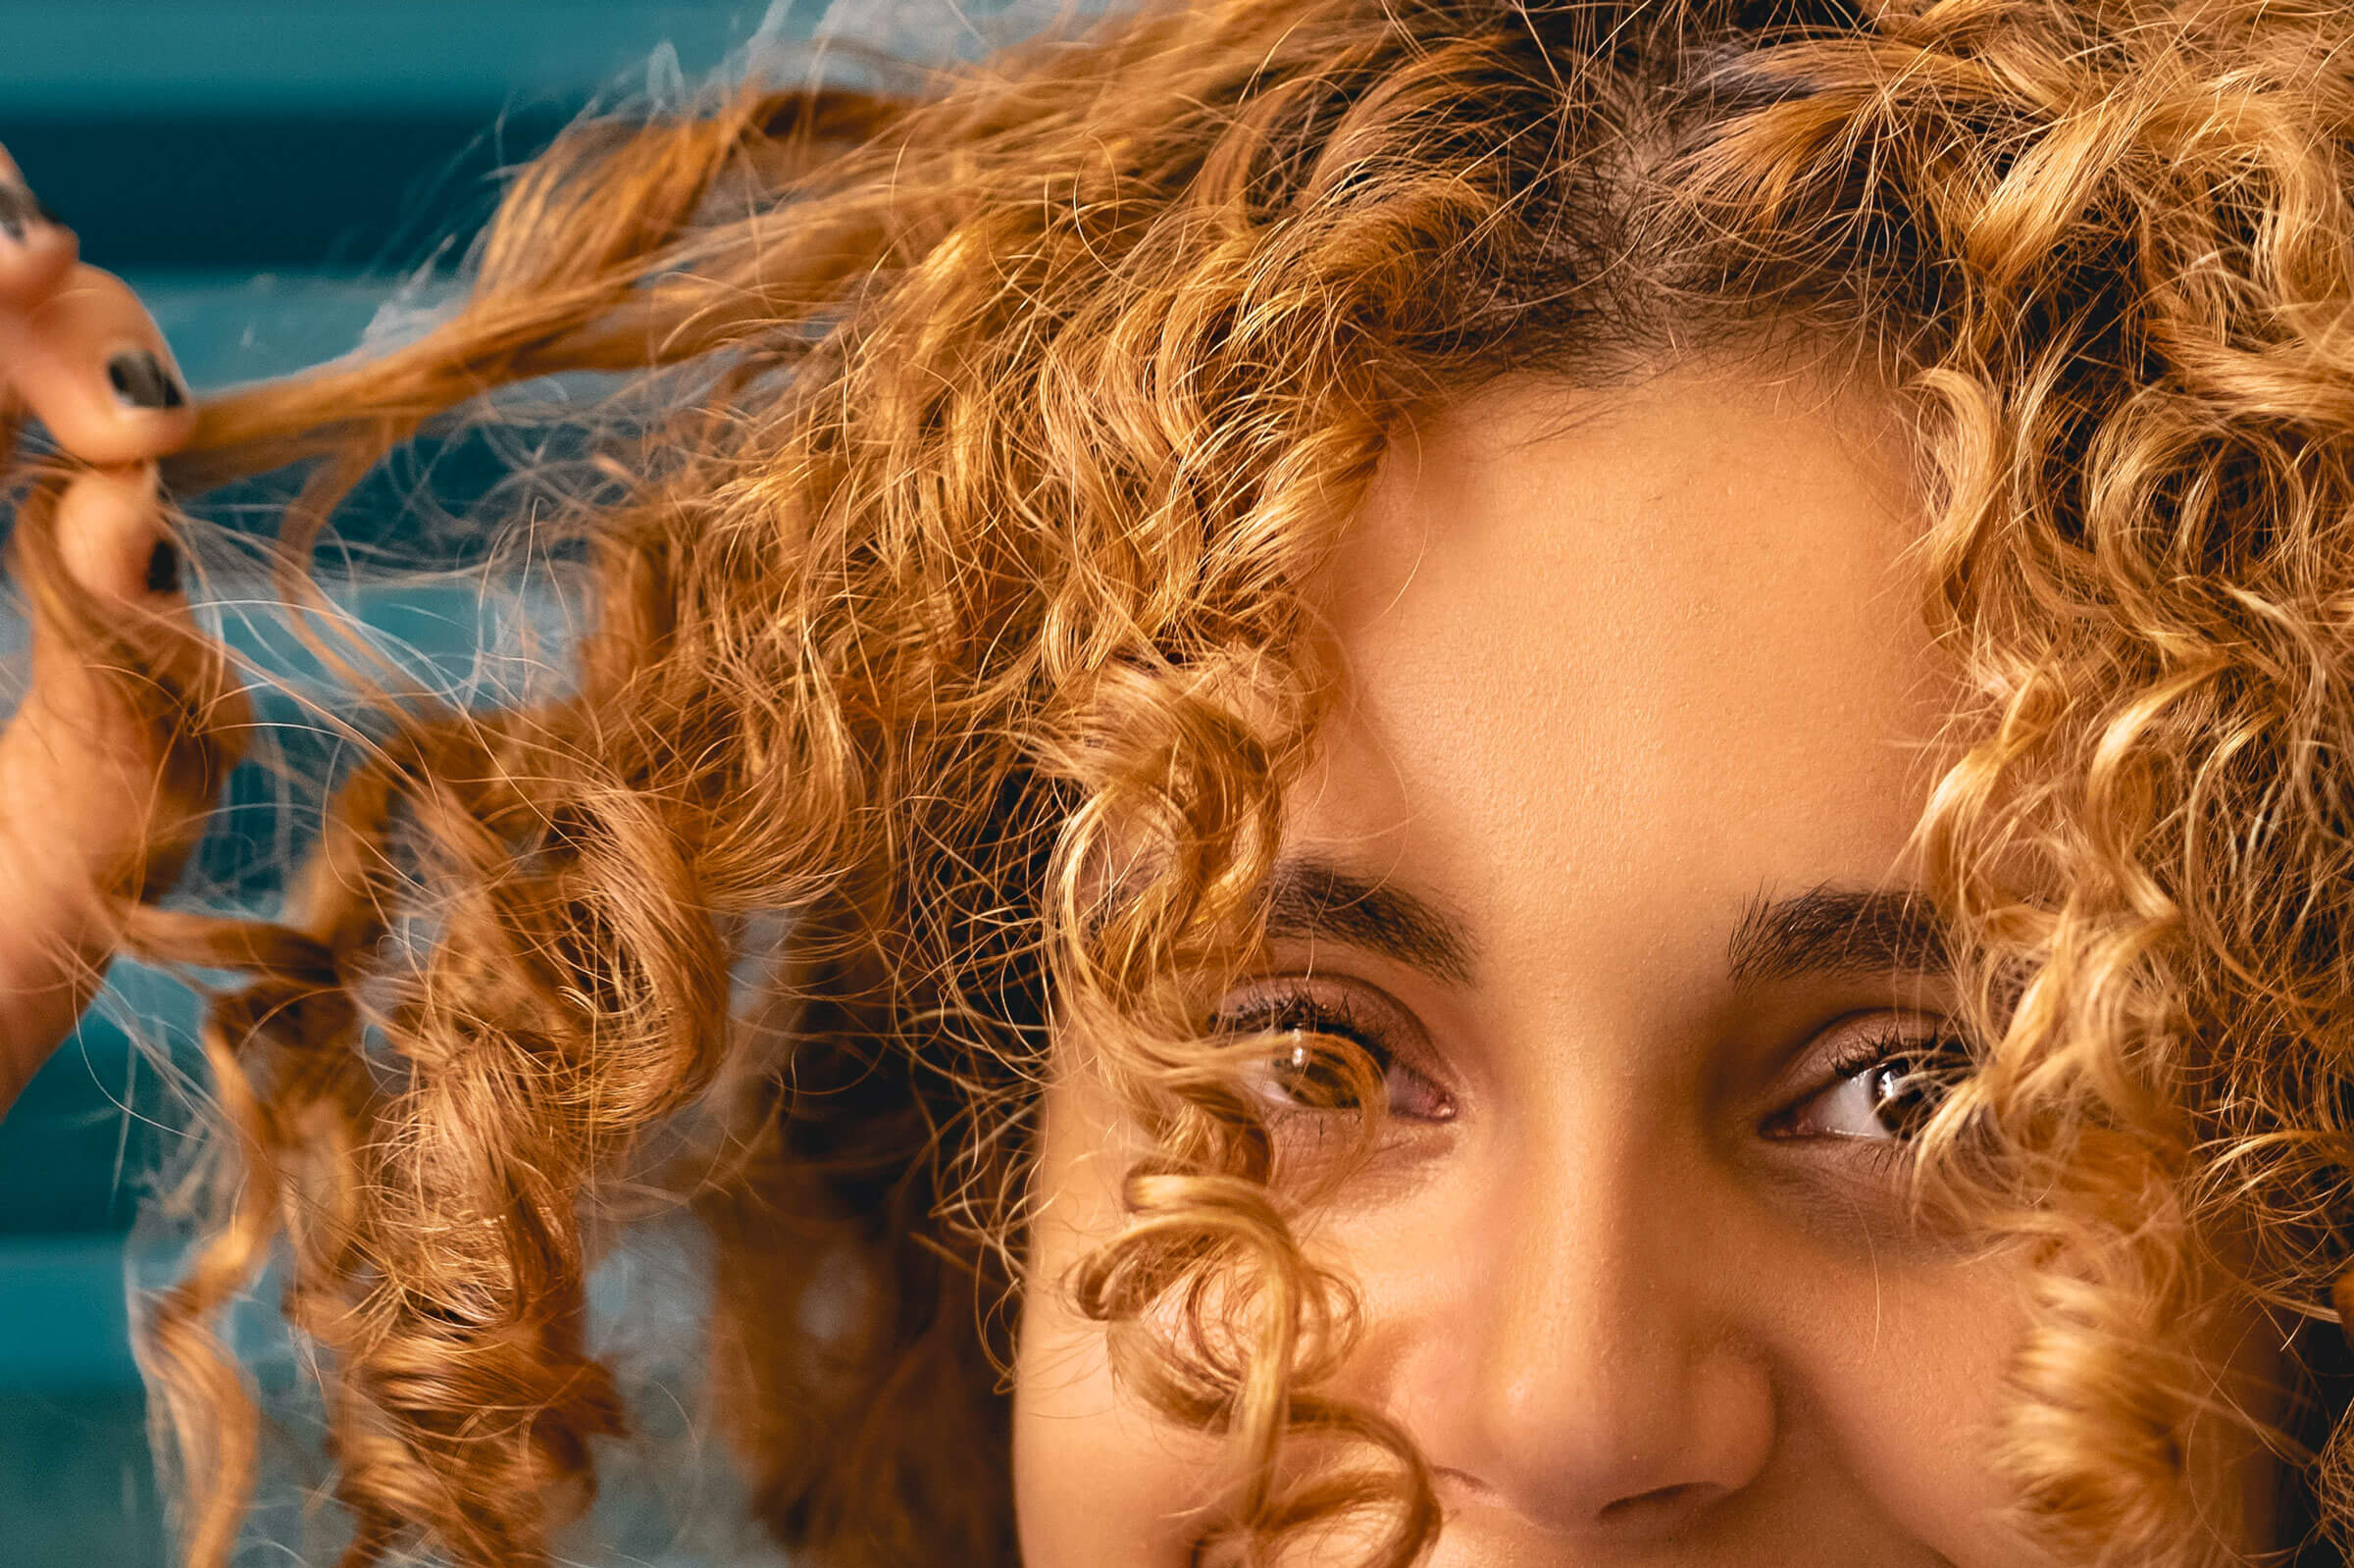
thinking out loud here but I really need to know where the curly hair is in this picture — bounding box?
[15,0,2354,1562]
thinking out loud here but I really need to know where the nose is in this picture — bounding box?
[1378,1119,1778,1541]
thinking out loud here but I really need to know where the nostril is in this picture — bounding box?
[1432,1463,1500,1501]
[1595,1480,1723,1525]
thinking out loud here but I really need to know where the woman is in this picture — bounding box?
[0,0,2344,1562]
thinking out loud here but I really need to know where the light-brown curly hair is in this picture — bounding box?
[14,0,2354,1562]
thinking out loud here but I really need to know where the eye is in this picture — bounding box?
[1211,985,1456,1125]
[1768,1021,1970,1144]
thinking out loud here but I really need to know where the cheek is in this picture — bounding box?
[1011,1298,1211,1568]
[1011,1069,1219,1568]
[1770,1258,2051,1564]
[1788,1248,2287,1563]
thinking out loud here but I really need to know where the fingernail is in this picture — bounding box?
[0,179,44,245]
[144,539,181,596]
[108,351,187,411]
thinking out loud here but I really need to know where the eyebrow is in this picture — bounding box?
[1257,865,1944,991]
[1261,855,1478,986]
[1725,885,1949,986]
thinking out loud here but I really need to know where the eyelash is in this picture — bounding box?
[1221,989,1382,1049]
[1821,1026,1967,1083]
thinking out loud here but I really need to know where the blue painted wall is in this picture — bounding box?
[0,1,798,269]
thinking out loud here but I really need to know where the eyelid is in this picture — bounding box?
[1214,972,1418,1038]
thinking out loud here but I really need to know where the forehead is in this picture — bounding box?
[1295,365,1953,981]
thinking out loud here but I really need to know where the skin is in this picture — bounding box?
[0,144,206,1113]
[1012,367,2289,1566]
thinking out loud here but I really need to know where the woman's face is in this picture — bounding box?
[1010,368,2284,1565]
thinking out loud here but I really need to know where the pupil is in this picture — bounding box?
[1871,1057,1938,1138]
[1270,1033,1358,1110]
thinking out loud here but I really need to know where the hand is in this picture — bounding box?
[0,148,223,1116]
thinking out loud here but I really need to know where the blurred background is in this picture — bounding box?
[0,5,831,1561]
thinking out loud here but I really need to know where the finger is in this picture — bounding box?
[52,464,181,609]
[0,264,193,467]
[44,466,244,784]
[0,149,77,308]
[6,469,204,902]
[24,467,186,792]
[44,466,227,757]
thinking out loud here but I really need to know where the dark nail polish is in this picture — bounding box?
[0,181,37,245]
[108,351,186,411]
[144,539,181,596]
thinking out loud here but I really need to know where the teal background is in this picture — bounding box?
[0,7,800,1562]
